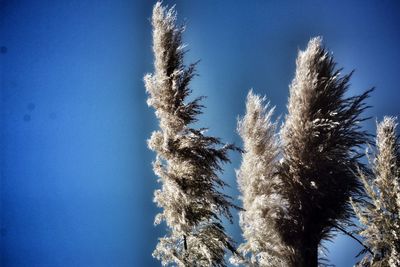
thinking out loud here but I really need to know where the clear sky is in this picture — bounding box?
[1,1,399,266]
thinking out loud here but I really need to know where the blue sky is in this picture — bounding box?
[1,1,399,266]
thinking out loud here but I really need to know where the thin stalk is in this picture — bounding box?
[184,235,187,251]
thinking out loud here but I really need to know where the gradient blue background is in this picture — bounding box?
[1,1,399,266]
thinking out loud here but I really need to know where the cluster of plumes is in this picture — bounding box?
[278,37,371,266]
[234,37,371,267]
[352,117,400,267]
[144,3,237,266]
[230,91,290,267]
[144,3,388,266]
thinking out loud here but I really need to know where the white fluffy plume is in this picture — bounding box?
[352,117,400,267]
[231,90,289,267]
[145,3,237,266]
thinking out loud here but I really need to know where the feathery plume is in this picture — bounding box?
[352,117,400,267]
[231,90,289,266]
[145,2,238,266]
[279,37,372,266]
